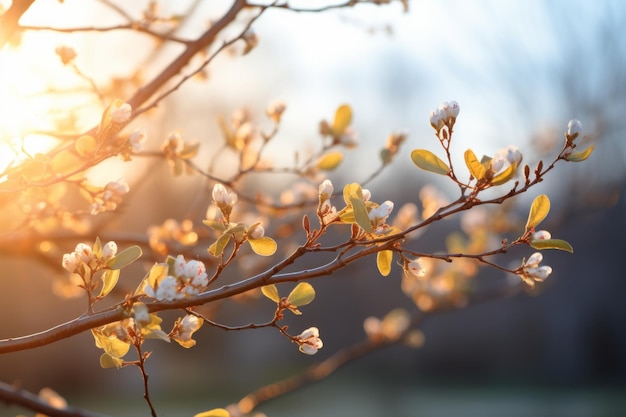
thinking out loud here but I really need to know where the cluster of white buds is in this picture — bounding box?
[296,327,324,355]
[90,178,130,215]
[62,241,117,280]
[144,255,209,301]
[492,145,523,172]
[317,179,338,224]
[519,252,552,285]
[429,100,460,133]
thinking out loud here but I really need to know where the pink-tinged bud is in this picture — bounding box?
[566,119,583,140]
[407,258,425,277]
[446,100,460,119]
[111,101,132,124]
[212,183,237,207]
[532,230,551,241]
[247,223,265,239]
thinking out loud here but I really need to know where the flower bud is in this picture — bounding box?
[111,101,132,124]
[318,179,334,199]
[101,241,117,260]
[525,252,543,267]
[526,265,552,281]
[566,119,583,141]
[532,230,551,241]
[247,223,265,240]
[407,258,425,277]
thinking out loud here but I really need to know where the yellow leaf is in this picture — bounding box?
[464,149,486,180]
[565,144,594,162]
[99,353,124,369]
[92,329,130,358]
[332,104,352,134]
[98,269,120,298]
[525,194,550,231]
[75,135,97,157]
[209,233,232,257]
[248,236,277,256]
[410,149,450,175]
[287,282,315,307]
[261,284,280,303]
[317,151,344,170]
[194,409,230,417]
[343,183,363,205]
[376,250,393,276]
[106,245,142,270]
[491,163,517,186]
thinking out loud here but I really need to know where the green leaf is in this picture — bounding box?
[565,145,594,162]
[530,238,574,253]
[106,245,142,270]
[525,194,550,231]
[332,104,352,134]
[350,196,372,233]
[208,233,232,257]
[287,282,315,307]
[99,353,124,369]
[317,151,344,170]
[261,284,280,303]
[248,236,277,256]
[376,250,393,276]
[99,269,120,298]
[410,149,450,175]
[194,409,230,417]
[464,149,486,180]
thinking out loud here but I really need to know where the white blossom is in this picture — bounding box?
[318,179,334,199]
[298,327,324,355]
[212,183,237,207]
[129,128,146,152]
[368,200,394,223]
[407,258,426,277]
[111,101,132,124]
[567,119,583,139]
[101,241,117,260]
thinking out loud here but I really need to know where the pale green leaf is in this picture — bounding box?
[261,284,280,303]
[525,194,550,231]
[99,269,120,298]
[208,233,232,257]
[410,149,450,175]
[248,236,277,256]
[376,250,393,276]
[287,282,315,307]
[99,353,124,369]
[530,238,573,253]
[350,196,372,233]
[106,245,142,270]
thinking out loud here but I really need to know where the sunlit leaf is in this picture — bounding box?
[565,145,594,162]
[464,149,485,180]
[343,183,363,205]
[530,238,573,253]
[376,250,393,276]
[75,135,97,157]
[202,219,227,232]
[491,163,517,186]
[287,282,315,307]
[248,236,277,256]
[525,194,550,231]
[410,149,450,175]
[208,233,232,257]
[98,269,120,298]
[317,151,344,170]
[194,409,230,417]
[350,196,372,233]
[99,353,124,369]
[332,104,352,134]
[106,245,142,270]
[92,330,130,359]
[261,284,280,303]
